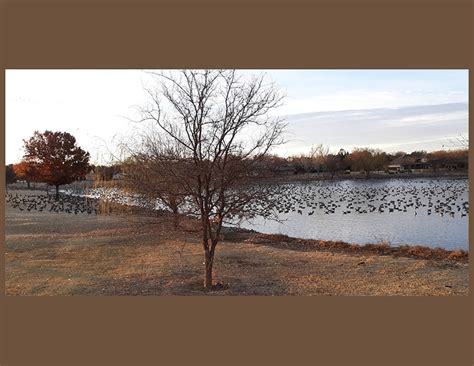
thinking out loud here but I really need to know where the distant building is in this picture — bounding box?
[403,156,431,172]
[387,155,431,173]
[387,164,403,173]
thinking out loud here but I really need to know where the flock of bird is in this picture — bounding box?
[5,179,469,220]
[247,179,469,220]
[5,192,99,215]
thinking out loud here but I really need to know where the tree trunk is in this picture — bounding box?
[173,214,179,230]
[204,250,213,289]
[172,207,179,230]
[27,180,30,189]
[55,185,59,200]
[201,216,212,289]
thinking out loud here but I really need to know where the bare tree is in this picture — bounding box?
[443,134,469,150]
[128,70,286,289]
[324,154,340,178]
[309,144,329,165]
[120,133,188,229]
[289,144,330,174]
[310,144,331,176]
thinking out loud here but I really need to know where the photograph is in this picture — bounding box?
[5,69,469,296]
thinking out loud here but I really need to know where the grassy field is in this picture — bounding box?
[5,193,469,296]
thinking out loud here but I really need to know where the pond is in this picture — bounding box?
[235,178,469,251]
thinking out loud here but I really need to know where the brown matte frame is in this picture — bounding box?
[0,1,472,365]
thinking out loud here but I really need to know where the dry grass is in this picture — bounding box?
[242,233,468,263]
[5,201,469,296]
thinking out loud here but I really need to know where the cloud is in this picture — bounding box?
[273,88,468,116]
[273,102,468,156]
[6,70,469,163]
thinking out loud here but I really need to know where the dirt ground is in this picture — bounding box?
[4,195,469,296]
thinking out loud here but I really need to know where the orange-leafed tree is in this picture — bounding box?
[427,149,468,171]
[348,148,387,178]
[21,131,91,199]
[13,160,40,189]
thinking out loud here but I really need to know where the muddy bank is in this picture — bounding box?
[221,227,468,263]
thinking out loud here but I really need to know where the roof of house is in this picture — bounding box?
[390,155,429,166]
[390,155,411,166]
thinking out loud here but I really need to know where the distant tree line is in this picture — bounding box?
[260,146,468,178]
[6,145,468,191]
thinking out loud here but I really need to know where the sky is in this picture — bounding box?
[5,69,469,164]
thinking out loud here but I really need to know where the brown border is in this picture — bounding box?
[1,1,472,365]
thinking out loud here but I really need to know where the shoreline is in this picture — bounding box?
[221,226,468,264]
[266,171,468,184]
